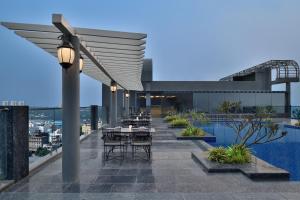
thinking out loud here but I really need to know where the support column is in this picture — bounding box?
[285,82,291,117]
[109,82,117,127]
[146,92,151,113]
[62,36,80,183]
[90,105,98,130]
[125,91,130,117]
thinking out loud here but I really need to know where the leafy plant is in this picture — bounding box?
[218,101,241,114]
[293,108,300,126]
[208,145,251,164]
[35,147,50,157]
[170,118,190,128]
[218,101,287,147]
[189,111,210,124]
[181,125,206,136]
[164,115,179,122]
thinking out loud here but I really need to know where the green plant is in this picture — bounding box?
[181,125,206,136]
[293,109,300,126]
[170,118,190,128]
[218,101,287,147]
[189,111,210,124]
[164,115,179,122]
[208,145,251,164]
[35,147,50,157]
[207,147,227,163]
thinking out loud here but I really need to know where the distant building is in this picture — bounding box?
[29,131,49,152]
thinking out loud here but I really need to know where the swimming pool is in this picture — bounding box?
[197,122,300,181]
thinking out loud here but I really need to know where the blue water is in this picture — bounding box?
[197,122,300,181]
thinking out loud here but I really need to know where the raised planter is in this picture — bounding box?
[174,129,216,142]
[168,125,188,129]
[284,124,300,129]
[191,142,290,181]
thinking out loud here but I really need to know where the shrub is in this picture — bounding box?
[293,109,300,126]
[164,115,179,122]
[208,145,251,164]
[189,111,210,124]
[170,118,190,128]
[35,147,50,157]
[181,125,206,136]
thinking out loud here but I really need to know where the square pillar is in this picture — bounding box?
[90,105,98,130]
[109,82,117,127]
[124,91,130,117]
[62,36,80,183]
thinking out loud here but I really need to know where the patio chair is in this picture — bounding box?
[131,128,152,160]
[102,128,127,161]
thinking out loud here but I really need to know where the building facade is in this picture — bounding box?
[103,59,299,117]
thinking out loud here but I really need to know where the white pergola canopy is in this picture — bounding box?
[1,14,147,91]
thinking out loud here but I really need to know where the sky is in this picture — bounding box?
[0,0,299,106]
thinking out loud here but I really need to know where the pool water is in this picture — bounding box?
[197,122,300,181]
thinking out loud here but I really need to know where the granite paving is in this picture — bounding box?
[1,118,300,199]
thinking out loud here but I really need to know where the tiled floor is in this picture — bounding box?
[1,118,300,199]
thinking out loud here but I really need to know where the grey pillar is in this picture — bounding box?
[90,105,98,130]
[109,84,117,127]
[62,36,80,183]
[146,92,151,112]
[285,82,291,117]
[124,91,130,117]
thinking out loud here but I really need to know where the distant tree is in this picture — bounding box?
[218,101,287,147]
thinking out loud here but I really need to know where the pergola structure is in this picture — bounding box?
[1,14,147,183]
[220,60,300,84]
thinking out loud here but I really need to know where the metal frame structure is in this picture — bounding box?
[220,60,299,84]
[1,14,147,90]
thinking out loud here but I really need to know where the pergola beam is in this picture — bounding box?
[51,14,124,88]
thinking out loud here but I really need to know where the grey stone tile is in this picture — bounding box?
[98,169,120,175]
[135,193,183,200]
[137,176,155,183]
[280,192,300,200]
[183,193,235,200]
[94,175,137,184]
[118,169,139,175]
[232,193,287,200]
[85,184,112,193]
[110,183,137,192]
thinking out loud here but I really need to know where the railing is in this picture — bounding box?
[28,106,107,164]
[206,113,255,121]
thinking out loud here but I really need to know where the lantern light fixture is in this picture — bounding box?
[57,35,75,69]
[110,81,117,93]
[79,55,84,73]
[125,91,130,98]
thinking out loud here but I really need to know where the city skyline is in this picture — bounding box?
[0,0,299,106]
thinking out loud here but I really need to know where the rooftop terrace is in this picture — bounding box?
[1,118,300,200]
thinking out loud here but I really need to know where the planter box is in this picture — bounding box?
[173,128,216,142]
[191,144,290,181]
